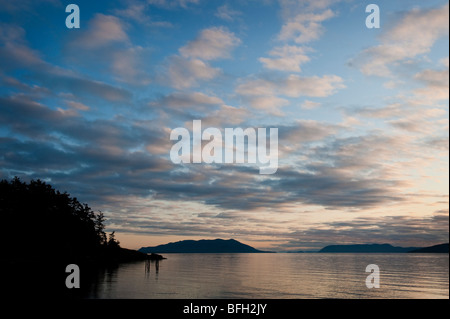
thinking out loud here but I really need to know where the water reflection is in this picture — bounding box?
[145,259,160,277]
[84,254,448,299]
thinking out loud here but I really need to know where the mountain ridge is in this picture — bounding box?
[139,238,269,253]
[319,243,417,253]
[408,243,449,253]
[138,239,449,254]
[319,243,449,253]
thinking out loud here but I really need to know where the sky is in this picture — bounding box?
[0,0,448,251]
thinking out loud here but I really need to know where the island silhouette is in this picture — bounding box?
[139,238,270,253]
[319,243,449,253]
[408,243,449,253]
[319,243,419,253]
[139,240,448,254]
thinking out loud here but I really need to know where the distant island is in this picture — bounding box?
[408,243,449,253]
[319,243,449,253]
[139,239,450,254]
[139,238,269,253]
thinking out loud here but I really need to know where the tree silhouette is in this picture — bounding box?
[95,212,107,246]
[0,177,107,260]
[1,177,153,299]
[107,231,121,251]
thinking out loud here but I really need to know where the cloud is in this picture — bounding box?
[161,26,241,89]
[186,165,405,211]
[147,0,200,9]
[279,120,337,144]
[441,57,449,68]
[0,137,78,173]
[1,75,49,98]
[387,108,447,134]
[259,45,311,72]
[0,0,58,13]
[75,14,129,49]
[0,23,133,101]
[65,14,153,85]
[360,53,448,138]
[301,100,321,110]
[354,102,405,119]
[0,94,175,204]
[150,91,224,111]
[1,120,402,213]
[237,74,345,98]
[353,76,448,135]
[278,0,340,18]
[199,105,249,127]
[110,46,152,85]
[179,27,241,61]
[235,73,344,116]
[0,95,134,144]
[167,56,220,89]
[114,3,149,24]
[114,2,174,27]
[413,67,449,102]
[307,133,418,181]
[0,95,74,140]
[215,4,242,21]
[0,24,46,70]
[104,128,410,212]
[425,137,449,151]
[65,100,90,111]
[278,9,335,43]
[352,3,449,77]
[242,95,289,116]
[283,74,345,97]
[41,70,132,102]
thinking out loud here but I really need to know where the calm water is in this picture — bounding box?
[85,253,449,299]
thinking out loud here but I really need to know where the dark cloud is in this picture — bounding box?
[0,94,408,211]
[0,23,132,102]
[0,0,59,14]
[0,93,174,204]
[278,120,339,144]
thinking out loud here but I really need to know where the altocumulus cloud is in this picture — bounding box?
[0,0,447,249]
